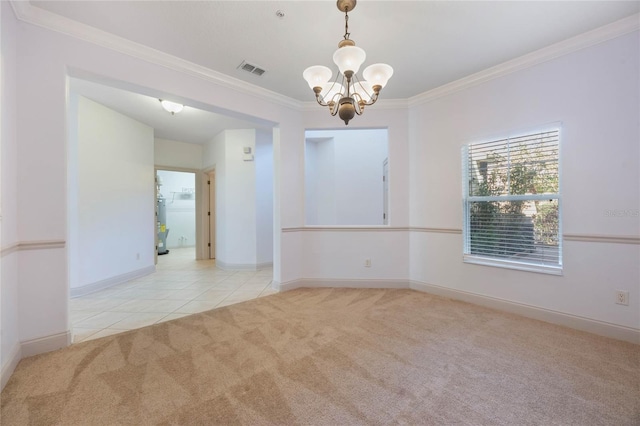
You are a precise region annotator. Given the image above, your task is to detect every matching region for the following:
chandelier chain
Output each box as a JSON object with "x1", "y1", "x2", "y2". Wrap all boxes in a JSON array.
[{"x1": 343, "y1": 8, "x2": 350, "y2": 40}]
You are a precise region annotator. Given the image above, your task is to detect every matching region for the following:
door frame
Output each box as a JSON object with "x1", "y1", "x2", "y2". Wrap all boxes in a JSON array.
[
  {"x1": 154, "y1": 166, "x2": 204, "y2": 260},
  {"x1": 202, "y1": 166, "x2": 216, "y2": 260}
]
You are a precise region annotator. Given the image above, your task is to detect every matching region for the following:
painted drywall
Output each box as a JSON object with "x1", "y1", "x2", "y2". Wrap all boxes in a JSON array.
[
  {"x1": 11, "y1": 13, "x2": 302, "y2": 350},
  {"x1": 71, "y1": 96, "x2": 155, "y2": 289},
  {"x1": 157, "y1": 170, "x2": 196, "y2": 249},
  {"x1": 1, "y1": 0, "x2": 21, "y2": 383},
  {"x1": 299, "y1": 107, "x2": 411, "y2": 282},
  {"x1": 409, "y1": 31, "x2": 640, "y2": 331},
  {"x1": 255, "y1": 129, "x2": 274, "y2": 265},
  {"x1": 305, "y1": 129, "x2": 388, "y2": 225},
  {"x1": 204, "y1": 129, "x2": 275, "y2": 268},
  {"x1": 154, "y1": 137, "x2": 203, "y2": 170},
  {"x1": 305, "y1": 137, "x2": 336, "y2": 225},
  {"x1": 222, "y1": 129, "x2": 257, "y2": 266}
]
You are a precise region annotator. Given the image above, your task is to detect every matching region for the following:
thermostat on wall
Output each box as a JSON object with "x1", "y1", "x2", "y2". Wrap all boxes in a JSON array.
[{"x1": 243, "y1": 146, "x2": 254, "y2": 161}]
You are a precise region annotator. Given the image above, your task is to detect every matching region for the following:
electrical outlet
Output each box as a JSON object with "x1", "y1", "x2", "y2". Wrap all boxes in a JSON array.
[
  {"x1": 615, "y1": 290, "x2": 629, "y2": 306},
  {"x1": 136, "y1": 253, "x2": 140, "y2": 260},
  {"x1": 364, "y1": 258, "x2": 371, "y2": 268}
]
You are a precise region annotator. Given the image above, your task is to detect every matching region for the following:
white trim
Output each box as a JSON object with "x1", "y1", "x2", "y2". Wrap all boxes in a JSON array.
[
  {"x1": 409, "y1": 227, "x2": 463, "y2": 235},
  {"x1": 467, "y1": 194, "x2": 559, "y2": 203},
  {"x1": 9, "y1": 1, "x2": 301, "y2": 110},
  {"x1": 215, "y1": 260, "x2": 273, "y2": 271},
  {"x1": 15, "y1": 240, "x2": 66, "y2": 251},
  {"x1": 70, "y1": 265, "x2": 156, "y2": 298},
  {"x1": 1, "y1": 343, "x2": 22, "y2": 391},
  {"x1": 0, "y1": 242, "x2": 19, "y2": 257},
  {"x1": 21, "y1": 331, "x2": 72, "y2": 358},
  {"x1": 283, "y1": 226, "x2": 411, "y2": 233},
  {"x1": 463, "y1": 255, "x2": 563, "y2": 276},
  {"x1": 409, "y1": 229, "x2": 639, "y2": 245},
  {"x1": 410, "y1": 281, "x2": 639, "y2": 345},
  {"x1": 276, "y1": 278, "x2": 410, "y2": 292},
  {"x1": 1, "y1": 240, "x2": 66, "y2": 257},
  {"x1": 564, "y1": 234, "x2": 640, "y2": 245},
  {"x1": 9, "y1": 3, "x2": 638, "y2": 111},
  {"x1": 408, "y1": 14, "x2": 640, "y2": 106}
]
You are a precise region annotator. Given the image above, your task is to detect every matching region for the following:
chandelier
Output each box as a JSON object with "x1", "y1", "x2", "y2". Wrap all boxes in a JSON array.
[{"x1": 303, "y1": 0, "x2": 393, "y2": 125}]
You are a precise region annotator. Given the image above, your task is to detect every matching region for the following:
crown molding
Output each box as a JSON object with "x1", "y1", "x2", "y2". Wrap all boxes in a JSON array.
[
  {"x1": 408, "y1": 13, "x2": 640, "y2": 107},
  {"x1": 9, "y1": 3, "x2": 638, "y2": 112},
  {"x1": 9, "y1": 1, "x2": 302, "y2": 110}
]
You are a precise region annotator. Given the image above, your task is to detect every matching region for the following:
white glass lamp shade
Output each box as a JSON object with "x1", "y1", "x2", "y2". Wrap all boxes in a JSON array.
[
  {"x1": 320, "y1": 82, "x2": 345, "y2": 103},
  {"x1": 351, "y1": 80, "x2": 375, "y2": 102},
  {"x1": 363, "y1": 63, "x2": 393, "y2": 88},
  {"x1": 332, "y1": 46, "x2": 366, "y2": 75},
  {"x1": 160, "y1": 100, "x2": 184, "y2": 114},
  {"x1": 303, "y1": 65, "x2": 332, "y2": 89}
]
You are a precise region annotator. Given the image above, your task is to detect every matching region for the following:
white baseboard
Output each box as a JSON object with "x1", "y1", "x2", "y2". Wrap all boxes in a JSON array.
[
  {"x1": 1, "y1": 343, "x2": 22, "y2": 391},
  {"x1": 21, "y1": 331, "x2": 72, "y2": 358},
  {"x1": 277, "y1": 278, "x2": 410, "y2": 292},
  {"x1": 70, "y1": 265, "x2": 156, "y2": 298},
  {"x1": 410, "y1": 281, "x2": 640, "y2": 345},
  {"x1": 216, "y1": 260, "x2": 273, "y2": 271}
]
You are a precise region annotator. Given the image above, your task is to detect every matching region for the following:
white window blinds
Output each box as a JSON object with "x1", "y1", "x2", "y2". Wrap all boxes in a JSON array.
[{"x1": 463, "y1": 129, "x2": 561, "y2": 272}]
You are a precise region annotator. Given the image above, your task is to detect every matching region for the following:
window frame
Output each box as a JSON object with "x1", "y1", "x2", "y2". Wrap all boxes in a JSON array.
[{"x1": 462, "y1": 126, "x2": 563, "y2": 275}]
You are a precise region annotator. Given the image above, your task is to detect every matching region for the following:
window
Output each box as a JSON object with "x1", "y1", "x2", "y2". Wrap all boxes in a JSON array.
[{"x1": 462, "y1": 128, "x2": 561, "y2": 274}]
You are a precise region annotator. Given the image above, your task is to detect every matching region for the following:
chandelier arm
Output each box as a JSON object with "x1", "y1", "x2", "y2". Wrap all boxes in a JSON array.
[
  {"x1": 362, "y1": 92, "x2": 379, "y2": 106},
  {"x1": 315, "y1": 96, "x2": 329, "y2": 108},
  {"x1": 313, "y1": 89, "x2": 329, "y2": 107}
]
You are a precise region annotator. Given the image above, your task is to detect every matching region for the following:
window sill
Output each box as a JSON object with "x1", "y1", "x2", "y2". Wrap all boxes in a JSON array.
[{"x1": 463, "y1": 255, "x2": 563, "y2": 276}]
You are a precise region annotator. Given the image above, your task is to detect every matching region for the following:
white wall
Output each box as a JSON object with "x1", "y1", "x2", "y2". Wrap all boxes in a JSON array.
[
  {"x1": 71, "y1": 96, "x2": 155, "y2": 290},
  {"x1": 1, "y1": 0, "x2": 21, "y2": 385},
  {"x1": 255, "y1": 129, "x2": 274, "y2": 265},
  {"x1": 157, "y1": 170, "x2": 196, "y2": 249},
  {"x1": 305, "y1": 137, "x2": 335, "y2": 224},
  {"x1": 8, "y1": 10, "x2": 301, "y2": 358},
  {"x1": 305, "y1": 129, "x2": 388, "y2": 225},
  {"x1": 298, "y1": 107, "x2": 411, "y2": 283},
  {"x1": 225, "y1": 130, "x2": 257, "y2": 266},
  {"x1": 154, "y1": 137, "x2": 203, "y2": 170},
  {"x1": 409, "y1": 31, "x2": 640, "y2": 332},
  {"x1": 204, "y1": 129, "x2": 274, "y2": 268}
]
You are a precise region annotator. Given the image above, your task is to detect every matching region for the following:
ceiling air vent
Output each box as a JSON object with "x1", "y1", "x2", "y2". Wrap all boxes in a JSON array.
[{"x1": 238, "y1": 61, "x2": 266, "y2": 76}]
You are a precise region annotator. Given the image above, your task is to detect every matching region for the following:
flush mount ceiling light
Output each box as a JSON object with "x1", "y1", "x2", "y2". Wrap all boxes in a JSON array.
[
  {"x1": 303, "y1": 0, "x2": 393, "y2": 125},
  {"x1": 159, "y1": 99, "x2": 184, "y2": 115}
]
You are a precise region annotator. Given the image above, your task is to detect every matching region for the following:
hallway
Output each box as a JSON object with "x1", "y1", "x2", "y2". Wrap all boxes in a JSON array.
[{"x1": 70, "y1": 248, "x2": 275, "y2": 343}]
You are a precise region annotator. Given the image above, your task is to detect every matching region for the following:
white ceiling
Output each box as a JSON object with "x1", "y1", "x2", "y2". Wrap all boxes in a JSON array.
[
  {"x1": 30, "y1": 1, "x2": 640, "y2": 143},
  {"x1": 70, "y1": 78, "x2": 273, "y2": 145}
]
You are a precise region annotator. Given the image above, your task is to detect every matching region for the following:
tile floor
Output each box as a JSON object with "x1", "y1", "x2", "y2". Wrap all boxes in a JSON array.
[{"x1": 70, "y1": 248, "x2": 276, "y2": 343}]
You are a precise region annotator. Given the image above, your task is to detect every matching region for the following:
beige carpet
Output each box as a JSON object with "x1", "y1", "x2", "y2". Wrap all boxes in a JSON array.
[{"x1": 1, "y1": 288, "x2": 639, "y2": 425}]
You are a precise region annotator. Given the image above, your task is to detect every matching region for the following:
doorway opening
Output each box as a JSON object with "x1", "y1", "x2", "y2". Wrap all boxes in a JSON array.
[
  {"x1": 156, "y1": 169, "x2": 197, "y2": 260},
  {"x1": 304, "y1": 128, "x2": 389, "y2": 225}
]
